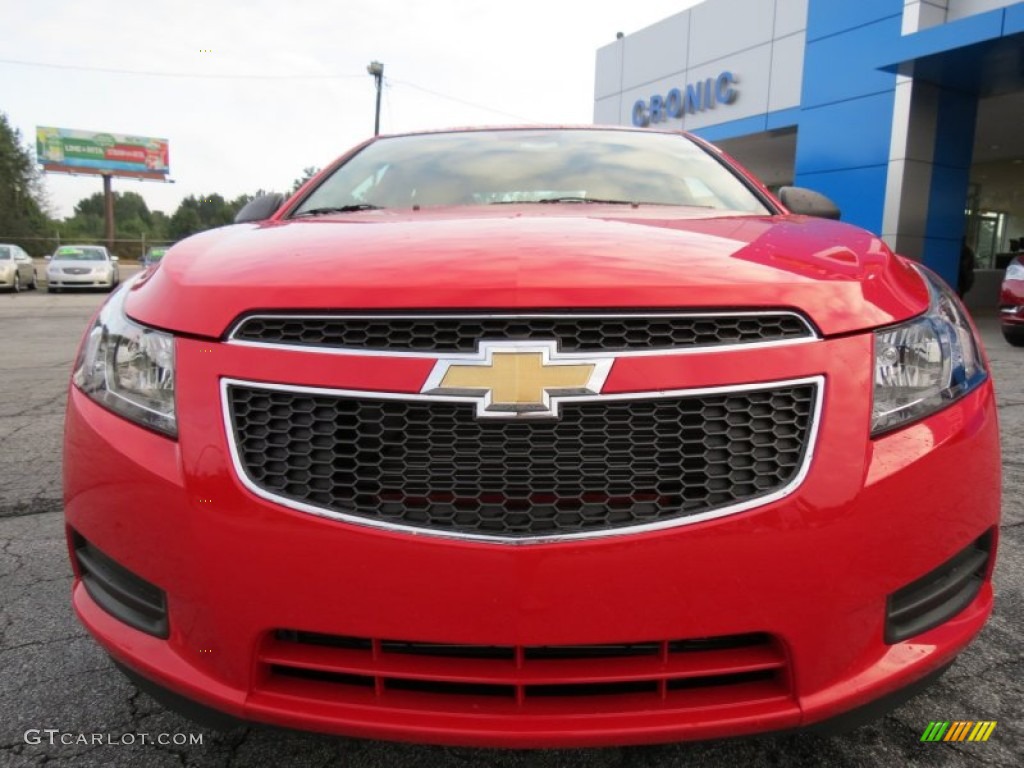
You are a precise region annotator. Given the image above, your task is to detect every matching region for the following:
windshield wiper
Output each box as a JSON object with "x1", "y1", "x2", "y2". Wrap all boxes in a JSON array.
[
  {"x1": 294, "y1": 204, "x2": 384, "y2": 217},
  {"x1": 535, "y1": 196, "x2": 636, "y2": 205}
]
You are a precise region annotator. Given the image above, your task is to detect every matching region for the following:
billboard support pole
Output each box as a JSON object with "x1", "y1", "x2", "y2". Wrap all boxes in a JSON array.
[{"x1": 103, "y1": 174, "x2": 115, "y2": 254}]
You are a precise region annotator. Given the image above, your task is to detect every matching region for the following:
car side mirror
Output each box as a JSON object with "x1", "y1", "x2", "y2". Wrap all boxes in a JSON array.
[
  {"x1": 235, "y1": 193, "x2": 285, "y2": 224},
  {"x1": 111, "y1": 256, "x2": 119, "y2": 262},
  {"x1": 778, "y1": 186, "x2": 841, "y2": 220},
  {"x1": 45, "y1": 254, "x2": 52, "y2": 260}
]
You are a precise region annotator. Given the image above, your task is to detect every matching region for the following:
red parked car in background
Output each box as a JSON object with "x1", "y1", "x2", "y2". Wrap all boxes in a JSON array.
[
  {"x1": 1000, "y1": 255, "x2": 1024, "y2": 346},
  {"x1": 63, "y1": 127, "x2": 999, "y2": 747}
]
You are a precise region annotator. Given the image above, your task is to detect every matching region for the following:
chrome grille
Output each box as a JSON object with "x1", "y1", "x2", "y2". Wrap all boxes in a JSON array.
[{"x1": 225, "y1": 380, "x2": 819, "y2": 540}]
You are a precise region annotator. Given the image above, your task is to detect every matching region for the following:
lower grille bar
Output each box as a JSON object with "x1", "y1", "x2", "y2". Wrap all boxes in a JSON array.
[
  {"x1": 258, "y1": 630, "x2": 791, "y2": 710},
  {"x1": 259, "y1": 637, "x2": 785, "y2": 687}
]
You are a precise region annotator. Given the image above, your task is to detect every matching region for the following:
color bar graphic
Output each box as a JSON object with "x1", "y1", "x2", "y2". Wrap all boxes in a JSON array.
[
  {"x1": 921, "y1": 721, "x2": 996, "y2": 742},
  {"x1": 921, "y1": 721, "x2": 950, "y2": 741}
]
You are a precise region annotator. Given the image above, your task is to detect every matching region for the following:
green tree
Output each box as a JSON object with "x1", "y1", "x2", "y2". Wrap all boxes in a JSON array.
[
  {"x1": 149, "y1": 210, "x2": 170, "y2": 242},
  {"x1": 168, "y1": 203, "x2": 203, "y2": 240},
  {"x1": 230, "y1": 192, "x2": 255, "y2": 210},
  {"x1": 292, "y1": 166, "x2": 320, "y2": 193},
  {"x1": 0, "y1": 112, "x2": 50, "y2": 250},
  {"x1": 63, "y1": 191, "x2": 154, "y2": 235},
  {"x1": 168, "y1": 193, "x2": 254, "y2": 239},
  {"x1": 55, "y1": 190, "x2": 169, "y2": 258}
]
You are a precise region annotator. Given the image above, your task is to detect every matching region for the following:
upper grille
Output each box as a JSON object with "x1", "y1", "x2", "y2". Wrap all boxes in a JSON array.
[
  {"x1": 226, "y1": 381, "x2": 818, "y2": 540},
  {"x1": 229, "y1": 312, "x2": 815, "y2": 353}
]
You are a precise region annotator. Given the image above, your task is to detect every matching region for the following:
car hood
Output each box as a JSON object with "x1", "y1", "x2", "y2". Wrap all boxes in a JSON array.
[{"x1": 125, "y1": 207, "x2": 928, "y2": 338}]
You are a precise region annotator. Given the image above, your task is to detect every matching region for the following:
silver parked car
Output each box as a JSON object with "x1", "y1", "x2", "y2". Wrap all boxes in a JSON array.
[
  {"x1": 46, "y1": 245, "x2": 120, "y2": 292},
  {"x1": 0, "y1": 244, "x2": 39, "y2": 292}
]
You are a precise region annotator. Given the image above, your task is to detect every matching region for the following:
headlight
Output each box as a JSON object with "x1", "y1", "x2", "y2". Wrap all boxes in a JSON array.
[
  {"x1": 872, "y1": 265, "x2": 987, "y2": 435},
  {"x1": 73, "y1": 280, "x2": 176, "y2": 436},
  {"x1": 1006, "y1": 260, "x2": 1024, "y2": 281}
]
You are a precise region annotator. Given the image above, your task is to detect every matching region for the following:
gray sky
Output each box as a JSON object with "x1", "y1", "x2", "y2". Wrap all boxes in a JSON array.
[{"x1": 3, "y1": 0, "x2": 700, "y2": 219}]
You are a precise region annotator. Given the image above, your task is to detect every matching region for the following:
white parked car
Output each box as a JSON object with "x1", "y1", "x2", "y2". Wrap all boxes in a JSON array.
[
  {"x1": 46, "y1": 245, "x2": 120, "y2": 292},
  {"x1": 0, "y1": 244, "x2": 39, "y2": 292}
]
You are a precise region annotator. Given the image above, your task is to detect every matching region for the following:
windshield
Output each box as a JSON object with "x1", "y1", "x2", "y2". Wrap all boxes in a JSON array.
[
  {"x1": 293, "y1": 129, "x2": 771, "y2": 215},
  {"x1": 53, "y1": 246, "x2": 108, "y2": 261},
  {"x1": 0, "y1": 247, "x2": 10, "y2": 260}
]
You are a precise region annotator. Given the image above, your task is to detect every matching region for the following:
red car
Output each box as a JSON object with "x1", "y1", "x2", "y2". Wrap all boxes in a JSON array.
[
  {"x1": 1000, "y1": 256, "x2": 1024, "y2": 346},
  {"x1": 64, "y1": 127, "x2": 999, "y2": 747}
]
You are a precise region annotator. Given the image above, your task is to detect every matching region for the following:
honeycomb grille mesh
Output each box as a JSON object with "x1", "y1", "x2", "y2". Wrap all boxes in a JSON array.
[
  {"x1": 231, "y1": 313, "x2": 813, "y2": 353},
  {"x1": 227, "y1": 382, "x2": 817, "y2": 538}
]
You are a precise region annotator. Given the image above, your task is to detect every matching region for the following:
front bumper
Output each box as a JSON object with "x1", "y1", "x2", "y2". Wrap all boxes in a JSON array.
[
  {"x1": 48, "y1": 272, "x2": 114, "y2": 288},
  {"x1": 63, "y1": 332, "x2": 1001, "y2": 747}
]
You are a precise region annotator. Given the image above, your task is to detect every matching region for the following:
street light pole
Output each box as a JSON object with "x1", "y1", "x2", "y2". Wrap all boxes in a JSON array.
[{"x1": 367, "y1": 61, "x2": 384, "y2": 136}]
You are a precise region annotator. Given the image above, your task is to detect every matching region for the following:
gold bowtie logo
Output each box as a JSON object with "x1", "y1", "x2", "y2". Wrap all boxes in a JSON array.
[{"x1": 422, "y1": 342, "x2": 612, "y2": 418}]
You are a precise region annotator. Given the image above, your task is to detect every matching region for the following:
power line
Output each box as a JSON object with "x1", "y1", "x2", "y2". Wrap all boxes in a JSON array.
[
  {"x1": 1, "y1": 56, "x2": 538, "y2": 123},
  {"x1": 387, "y1": 78, "x2": 537, "y2": 123},
  {"x1": 0, "y1": 57, "x2": 365, "y2": 80}
]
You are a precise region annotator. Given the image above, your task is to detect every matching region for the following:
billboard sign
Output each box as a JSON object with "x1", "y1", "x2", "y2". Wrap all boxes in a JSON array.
[{"x1": 36, "y1": 127, "x2": 170, "y2": 179}]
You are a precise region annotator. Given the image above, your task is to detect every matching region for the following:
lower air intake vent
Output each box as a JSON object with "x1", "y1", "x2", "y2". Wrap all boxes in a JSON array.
[
  {"x1": 257, "y1": 630, "x2": 791, "y2": 714},
  {"x1": 72, "y1": 532, "x2": 168, "y2": 638},
  {"x1": 885, "y1": 530, "x2": 993, "y2": 644}
]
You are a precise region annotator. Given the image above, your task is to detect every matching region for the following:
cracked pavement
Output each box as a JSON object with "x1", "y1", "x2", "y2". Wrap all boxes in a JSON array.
[{"x1": 0, "y1": 288, "x2": 1020, "y2": 767}]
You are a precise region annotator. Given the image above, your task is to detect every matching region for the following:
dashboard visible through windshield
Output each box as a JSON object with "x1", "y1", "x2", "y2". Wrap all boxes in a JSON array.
[{"x1": 293, "y1": 129, "x2": 772, "y2": 216}]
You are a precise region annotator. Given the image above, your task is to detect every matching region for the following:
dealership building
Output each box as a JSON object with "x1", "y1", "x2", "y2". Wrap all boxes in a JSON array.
[{"x1": 594, "y1": 0, "x2": 1024, "y2": 308}]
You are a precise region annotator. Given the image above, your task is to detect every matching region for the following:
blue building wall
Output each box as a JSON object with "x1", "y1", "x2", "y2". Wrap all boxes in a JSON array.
[
  {"x1": 792, "y1": 0, "x2": 904, "y2": 236},
  {"x1": 923, "y1": 89, "x2": 978, "y2": 286},
  {"x1": 792, "y1": 1, "x2": 1024, "y2": 288},
  {"x1": 687, "y1": 0, "x2": 1024, "y2": 289}
]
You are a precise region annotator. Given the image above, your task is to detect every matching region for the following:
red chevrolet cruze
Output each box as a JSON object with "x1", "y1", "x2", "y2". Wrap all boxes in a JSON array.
[{"x1": 64, "y1": 127, "x2": 999, "y2": 747}]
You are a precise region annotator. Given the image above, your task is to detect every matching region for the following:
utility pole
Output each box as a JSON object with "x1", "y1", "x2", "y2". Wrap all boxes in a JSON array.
[{"x1": 367, "y1": 61, "x2": 384, "y2": 136}]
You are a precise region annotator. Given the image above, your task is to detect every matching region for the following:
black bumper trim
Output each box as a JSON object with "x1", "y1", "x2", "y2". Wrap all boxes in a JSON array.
[
  {"x1": 73, "y1": 533, "x2": 169, "y2": 639},
  {"x1": 885, "y1": 531, "x2": 993, "y2": 644}
]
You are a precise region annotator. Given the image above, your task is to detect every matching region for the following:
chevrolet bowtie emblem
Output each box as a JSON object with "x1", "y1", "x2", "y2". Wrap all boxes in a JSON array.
[{"x1": 422, "y1": 341, "x2": 613, "y2": 419}]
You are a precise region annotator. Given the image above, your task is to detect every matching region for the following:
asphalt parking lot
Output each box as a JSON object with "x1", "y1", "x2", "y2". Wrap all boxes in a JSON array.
[{"x1": 0, "y1": 286, "x2": 1020, "y2": 768}]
